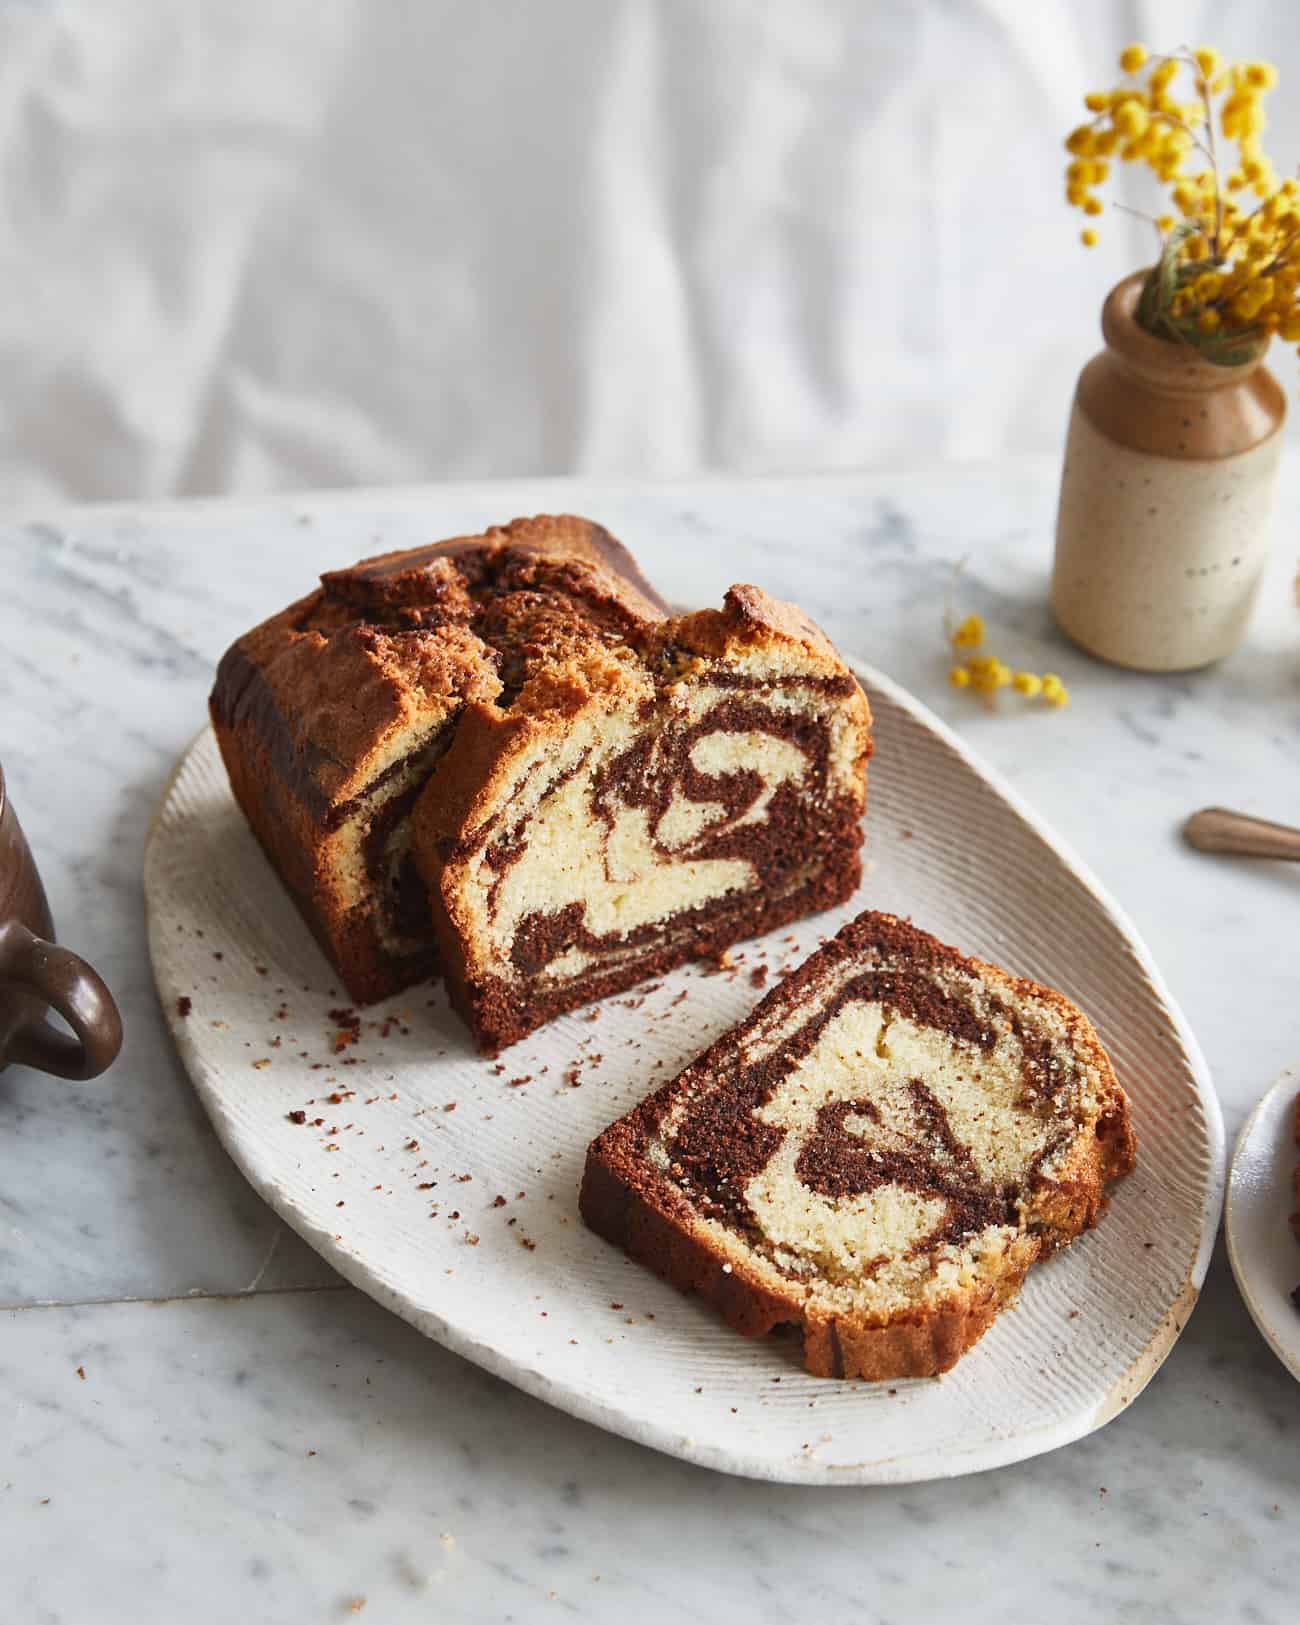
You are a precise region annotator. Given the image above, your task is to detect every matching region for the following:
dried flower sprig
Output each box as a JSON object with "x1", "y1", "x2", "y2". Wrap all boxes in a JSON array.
[
  {"x1": 1066, "y1": 44, "x2": 1300, "y2": 363},
  {"x1": 943, "y1": 615, "x2": 1068, "y2": 709}
]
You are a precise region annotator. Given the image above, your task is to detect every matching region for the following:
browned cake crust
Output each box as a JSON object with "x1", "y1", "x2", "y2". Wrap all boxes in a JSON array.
[
  {"x1": 580, "y1": 912, "x2": 1136, "y2": 1381},
  {"x1": 210, "y1": 516, "x2": 670, "y2": 1003}
]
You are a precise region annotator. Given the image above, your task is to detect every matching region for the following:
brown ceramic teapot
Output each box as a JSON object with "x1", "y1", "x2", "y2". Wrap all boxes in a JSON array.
[{"x1": 0, "y1": 763, "x2": 122, "y2": 1079}]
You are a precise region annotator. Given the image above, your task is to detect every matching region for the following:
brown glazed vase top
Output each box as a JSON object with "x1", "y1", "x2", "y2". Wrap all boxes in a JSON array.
[
  {"x1": 1076, "y1": 270, "x2": 1285, "y2": 459},
  {"x1": 1052, "y1": 269, "x2": 1286, "y2": 673},
  {"x1": 0, "y1": 762, "x2": 123, "y2": 1079}
]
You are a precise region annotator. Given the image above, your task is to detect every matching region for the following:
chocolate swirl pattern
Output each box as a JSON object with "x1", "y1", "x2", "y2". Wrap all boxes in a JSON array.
[
  {"x1": 582, "y1": 911, "x2": 1135, "y2": 1381},
  {"x1": 419, "y1": 665, "x2": 869, "y2": 1051}
]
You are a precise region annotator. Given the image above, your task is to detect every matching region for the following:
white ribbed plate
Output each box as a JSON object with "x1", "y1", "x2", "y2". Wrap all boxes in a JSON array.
[
  {"x1": 145, "y1": 663, "x2": 1223, "y2": 1485},
  {"x1": 1226, "y1": 1065, "x2": 1300, "y2": 1384}
]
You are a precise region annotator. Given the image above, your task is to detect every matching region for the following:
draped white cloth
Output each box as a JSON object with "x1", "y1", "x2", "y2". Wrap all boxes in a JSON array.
[{"x1": 1, "y1": 0, "x2": 1296, "y2": 505}]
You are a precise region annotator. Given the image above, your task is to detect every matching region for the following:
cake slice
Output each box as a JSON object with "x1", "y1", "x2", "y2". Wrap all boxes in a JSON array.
[
  {"x1": 411, "y1": 585, "x2": 871, "y2": 1052},
  {"x1": 580, "y1": 911, "x2": 1135, "y2": 1380}
]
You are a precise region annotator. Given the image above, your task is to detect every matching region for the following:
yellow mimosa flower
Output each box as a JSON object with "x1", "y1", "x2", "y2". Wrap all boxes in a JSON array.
[{"x1": 950, "y1": 614, "x2": 984, "y2": 649}]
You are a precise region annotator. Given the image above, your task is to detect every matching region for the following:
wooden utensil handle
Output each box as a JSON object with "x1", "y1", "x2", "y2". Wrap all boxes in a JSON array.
[{"x1": 1183, "y1": 806, "x2": 1300, "y2": 861}]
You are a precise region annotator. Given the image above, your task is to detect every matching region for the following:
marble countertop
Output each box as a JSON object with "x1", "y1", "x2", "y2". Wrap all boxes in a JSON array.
[{"x1": 3, "y1": 461, "x2": 1298, "y2": 1622}]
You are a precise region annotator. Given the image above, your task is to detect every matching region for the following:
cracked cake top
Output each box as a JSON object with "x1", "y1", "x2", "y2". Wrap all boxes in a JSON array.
[{"x1": 210, "y1": 514, "x2": 858, "y2": 817}]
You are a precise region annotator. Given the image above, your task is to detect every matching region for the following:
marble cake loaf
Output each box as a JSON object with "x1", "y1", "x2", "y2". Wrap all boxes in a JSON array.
[
  {"x1": 581, "y1": 911, "x2": 1135, "y2": 1380},
  {"x1": 210, "y1": 517, "x2": 872, "y2": 1040}
]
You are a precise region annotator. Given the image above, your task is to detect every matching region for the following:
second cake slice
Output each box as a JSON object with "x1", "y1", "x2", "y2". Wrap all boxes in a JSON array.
[
  {"x1": 413, "y1": 585, "x2": 872, "y2": 1052},
  {"x1": 581, "y1": 911, "x2": 1135, "y2": 1380}
]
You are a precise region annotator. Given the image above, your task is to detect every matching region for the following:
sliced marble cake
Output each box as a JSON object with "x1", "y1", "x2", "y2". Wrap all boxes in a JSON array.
[
  {"x1": 210, "y1": 516, "x2": 871, "y2": 1038},
  {"x1": 412, "y1": 577, "x2": 872, "y2": 1051},
  {"x1": 580, "y1": 911, "x2": 1135, "y2": 1380}
]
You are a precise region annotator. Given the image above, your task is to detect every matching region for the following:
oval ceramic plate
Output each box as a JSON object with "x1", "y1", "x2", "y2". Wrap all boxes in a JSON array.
[
  {"x1": 145, "y1": 663, "x2": 1223, "y2": 1485},
  {"x1": 1226, "y1": 1065, "x2": 1300, "y2": 1383}
]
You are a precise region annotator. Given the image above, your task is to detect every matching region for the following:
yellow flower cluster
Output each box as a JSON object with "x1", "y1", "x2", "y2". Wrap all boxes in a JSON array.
[
  {"x1": 945, "y1": 616, "x2": 1068, "y2": 708},
  {"x1": 1065, "y1": 46, "x2": 1300, "y2": 359}
]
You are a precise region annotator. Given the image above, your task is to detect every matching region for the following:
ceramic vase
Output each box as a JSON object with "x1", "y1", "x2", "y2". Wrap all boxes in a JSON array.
[{"x1": 1052, "y1": 269, "x2": 1285, "y2": 672}]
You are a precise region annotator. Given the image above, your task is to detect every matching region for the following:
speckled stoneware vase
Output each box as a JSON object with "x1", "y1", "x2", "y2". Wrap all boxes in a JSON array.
[{"x1": 1052, "y1": 269, "x2": 1285, "y2": 672}]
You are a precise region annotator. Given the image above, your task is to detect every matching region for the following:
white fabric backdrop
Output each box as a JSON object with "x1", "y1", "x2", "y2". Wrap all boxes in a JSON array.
[{"x1": 2, "y1": 0, "x2": 1298, "y2": 505}]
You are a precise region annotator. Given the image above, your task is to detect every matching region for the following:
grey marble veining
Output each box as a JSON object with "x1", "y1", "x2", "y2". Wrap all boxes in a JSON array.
[
  {"x1": 2, "y1": 462, "x2": 1299, "y2": 1619},
  {"x1": 4, "y1": 1247, "x2": 1296, "y2": 1625}
]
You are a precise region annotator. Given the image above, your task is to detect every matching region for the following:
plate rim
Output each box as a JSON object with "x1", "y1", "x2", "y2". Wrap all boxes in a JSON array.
[
  {"x1": 1225, "y1": 1062, "x2": 1300, "y2": 1385},
  {"x1": 145, "y1": 656, "x2": 1226, "y2": 1484}
]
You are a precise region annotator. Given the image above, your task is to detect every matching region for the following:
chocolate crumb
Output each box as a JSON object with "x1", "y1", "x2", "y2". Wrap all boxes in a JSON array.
[
  {"x1": 492, "y1": 1195, "x2": 507, "y2": 1208},
  {"x1": 176, "y1": 996, "x2": 192, "y2": 1019},
  {"x1": 287, "y1": 1110, "x2": 307, "y2": 1125},
  {"x1": 749, "y1": 966, "x2": 769, "y2": 989},
  {"x1": 443, "y1": 1102, "x2": 457, "y2": 1113},
  {"x1": 75, "y1": 1365, "x2": 86, "y2": 1380}
]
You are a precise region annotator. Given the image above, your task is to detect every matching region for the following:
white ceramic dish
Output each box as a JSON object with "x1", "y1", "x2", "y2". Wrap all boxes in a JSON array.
[
  {"x1": 1226, "y1": 1065, "x2": 1300, "y2": 1384},
  {"x1": 145, "y1": 662, "x2": 1223, "y2": 1485}
]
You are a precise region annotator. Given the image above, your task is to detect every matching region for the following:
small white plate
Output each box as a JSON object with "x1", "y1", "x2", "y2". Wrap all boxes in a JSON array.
[
  {"x1": 145, "y1": 662, "x2": 1224, "y2": 1484},
  {"x1": 1226, "y1": 1066, "x2": 1300, "y2": 1383}
]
